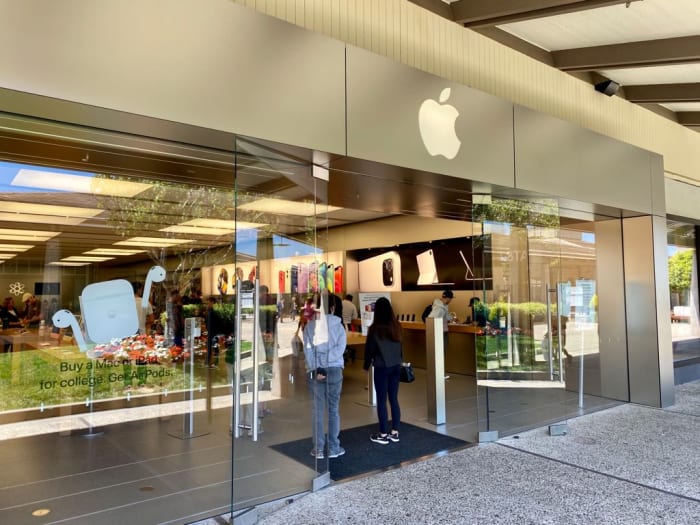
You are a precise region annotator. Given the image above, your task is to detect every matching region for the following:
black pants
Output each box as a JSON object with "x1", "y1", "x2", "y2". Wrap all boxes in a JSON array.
[{"x1": 373, "y1": 364, "x2": 401, "y2": 434}]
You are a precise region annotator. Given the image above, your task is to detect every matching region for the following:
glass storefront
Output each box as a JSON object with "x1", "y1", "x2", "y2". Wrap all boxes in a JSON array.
[
  {"x1": 666, "y1": 220, "x2": 700, "y2": 372},
  {"x1": 0, "y1": 119, "x2": 641, "y2": 523},
  {"x1": 471, "y1": 200, "x2": 618, "y2": 437}
]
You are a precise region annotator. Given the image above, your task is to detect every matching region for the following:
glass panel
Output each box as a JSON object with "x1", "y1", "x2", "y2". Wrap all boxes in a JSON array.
[
  {"x1": 0, "y1": 131, "x2": 329, "y2": 521},
  {"x1": 667, "y1": 220, "x2": 700, "y2": 366},
  {"x1": 0, "y1": 150, "x2": 241, "y2": 522},
  {"x1": 230, "y1": 136, "x2": 326, "y2": 511},
  {"x1": 473, "y1": 198, "x2": 618, "y2": 437}
]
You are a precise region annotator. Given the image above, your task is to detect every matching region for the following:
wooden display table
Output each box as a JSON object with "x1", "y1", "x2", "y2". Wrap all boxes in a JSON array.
[{"x1": 399, "y1": 321, "x2": 478, "y2": 376}]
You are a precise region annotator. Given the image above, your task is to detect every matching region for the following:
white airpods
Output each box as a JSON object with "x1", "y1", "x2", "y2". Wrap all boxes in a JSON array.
[
  {"x1": 52, "y1": 309, "x2": 88, "y2": 352},
  {"x1": 142, "y1": 265, "x2": 166, "y2": 309}
]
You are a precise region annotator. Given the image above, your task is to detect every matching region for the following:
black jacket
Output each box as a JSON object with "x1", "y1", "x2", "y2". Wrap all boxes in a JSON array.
[{"x1": 363, "y1": 335, "x2": 403, "y2": 370}]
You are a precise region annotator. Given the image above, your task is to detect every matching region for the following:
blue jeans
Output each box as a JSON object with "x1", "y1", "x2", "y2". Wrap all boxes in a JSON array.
[
  {"x1": 373, "y1": 364, "x2": 401, "y2": 434},
  {"x1": 308, "y1": 366, "x2": 343, "y2": 454}
]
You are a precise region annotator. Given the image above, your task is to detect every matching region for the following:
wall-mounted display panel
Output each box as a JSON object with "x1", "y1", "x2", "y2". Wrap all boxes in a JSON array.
[{"x1": 350, "y1": 237, "x2": 492, "y2": 293}]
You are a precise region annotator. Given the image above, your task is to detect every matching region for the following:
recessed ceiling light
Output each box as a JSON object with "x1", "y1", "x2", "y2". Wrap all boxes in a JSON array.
[
  {"x1": 0, "y1": 243, "x2": 34, "y2": 252},
  {"x1": 0, "y1": 228, "x2": 59, "y2": 242},
  {"x1": 62, "y1": 256, "x2": 115, "y2": 262},
  {"x1": 48, "y1": 261, "x2": 90, "y2": 267},
  {"x1": 160, "y1": 225, "x2": 235, "y2": 236},
  {"x1": 182, "y1": 218, "x2": 236, "y2": 228},
  {"x1": 0, "y1": 254, "x2": 16, "y2": 259},
  {"x1": 181, "y1": 218, "x2": 266, "y2": 230},
  {"x1": 114, "y1": 237, "x2": 193, "y2": 248},
  {"x1": 2, "y1": 202, "x2": 102, "y2": 218},
  {"x1": 238, "y1": 198, "x2": 341, "y2": 216},
  {"x1": 0, "y1": 202, "x2": 102, "y2": 226},
  {"x1": 0, "y1": 212, "x2": 92, "y2": 226},
  {"x1": 84, "y1": 248, "x2": 145, "y2": 256},
  {"x1": 11, "y1": 169, "x2": 151, "y2": 197}
]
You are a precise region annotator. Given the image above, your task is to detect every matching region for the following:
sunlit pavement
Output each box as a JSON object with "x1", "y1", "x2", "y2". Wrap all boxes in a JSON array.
[{"x1": 253, "y1": 379, "x2": 700, "y2": 525}]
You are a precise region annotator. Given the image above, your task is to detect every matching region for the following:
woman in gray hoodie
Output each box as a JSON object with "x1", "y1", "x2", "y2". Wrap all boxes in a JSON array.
[{"x1": 303, "y1": 293, "x2": 347, "y2": 460}]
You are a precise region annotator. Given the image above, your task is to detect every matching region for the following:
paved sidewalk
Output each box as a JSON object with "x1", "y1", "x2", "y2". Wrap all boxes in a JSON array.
[{"x1": 257, "y1": 380, "x2": 700, "y2": 524}]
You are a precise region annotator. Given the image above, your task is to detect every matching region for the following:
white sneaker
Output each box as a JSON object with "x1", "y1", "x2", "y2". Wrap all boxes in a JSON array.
[{"x1": 328, "y1": 447, "x2": 346, "y2": 458}]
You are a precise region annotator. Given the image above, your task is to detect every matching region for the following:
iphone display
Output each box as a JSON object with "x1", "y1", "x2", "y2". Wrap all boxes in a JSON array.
[
  {"x1": 334, "y1": 266, "x2": 343, "y2": 293},
  {"x1": 290, "y1": 265, "x2": 298, "y2": 293},
  {"x1": 298, "y1": 263, "x2": 309, "y2": 294}
]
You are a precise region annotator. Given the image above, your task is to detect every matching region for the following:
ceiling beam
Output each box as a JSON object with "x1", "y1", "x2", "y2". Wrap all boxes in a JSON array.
[
  {"x1": 406, "y1": 0, "x2": 454, "y2": 20},
  {"x1": 624, "y1": 83, "x2": 700, "y2": 103},
  {"x1": 451, "y1": 0, "x2": 638, "y2": 28},
  {"x1": 553, "y1": 35, "x2": 700, "y2": 71},
  {"x1": 677, "y1": 112, "x2": 700, "y2": 126}
]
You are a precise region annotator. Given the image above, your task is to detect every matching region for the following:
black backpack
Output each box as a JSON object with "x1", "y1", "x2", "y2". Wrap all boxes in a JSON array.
[{"x1": 421, "y1": 304, "x2": 433, "y2": 323}]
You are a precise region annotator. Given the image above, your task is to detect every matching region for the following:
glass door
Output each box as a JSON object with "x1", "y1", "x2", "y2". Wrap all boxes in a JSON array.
[
  {"x1": 229, "y1": 137, "x2": 330, "y2": 512},
  {"x1": 473, "y1": 198, "x2": 570, "y2": 437},
  {"x1": 473, "y1": 198, "x2": 617, "y2": 438}
]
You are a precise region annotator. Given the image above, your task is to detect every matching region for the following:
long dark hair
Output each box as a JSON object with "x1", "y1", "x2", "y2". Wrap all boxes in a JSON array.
[
  {"x1": 367, "y1": 297, "x2": 400, "y2": 342},
  {"x1": 329, "y1": 293, "x2": 343, "y2": 320}
]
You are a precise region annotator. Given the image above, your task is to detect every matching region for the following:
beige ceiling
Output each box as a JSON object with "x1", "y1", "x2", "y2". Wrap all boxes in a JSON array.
[{"x1": 412, "y1": 0, "x2": 700, "y2": 132}]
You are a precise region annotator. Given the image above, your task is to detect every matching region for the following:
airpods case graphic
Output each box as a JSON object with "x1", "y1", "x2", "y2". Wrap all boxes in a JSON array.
[
  {"x1": 81, "y1": 279, "x2": 138, "y2": 344},
  {"x1": 52, "y1": 265, "x2": 166, "y2": 352}
]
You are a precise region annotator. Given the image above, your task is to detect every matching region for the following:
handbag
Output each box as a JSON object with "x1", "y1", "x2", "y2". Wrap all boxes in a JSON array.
[
  {"x1": 291, "y1": 332, "x2": 303, "y2": 356},
  {"x1": 399, "y1": 362, "x2": 415, "y2": 383}
]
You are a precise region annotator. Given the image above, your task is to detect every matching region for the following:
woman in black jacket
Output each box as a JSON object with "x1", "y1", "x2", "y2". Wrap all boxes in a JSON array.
[{"x1": 363, "y1": 297, "x2": 402, "y2": 445}]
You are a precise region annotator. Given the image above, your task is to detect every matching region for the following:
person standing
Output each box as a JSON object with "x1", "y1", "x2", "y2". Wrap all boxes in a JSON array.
[
  {"x1": 1, "y1": 297, "x2": 23, "y2": 329},
  {"x1": 169, "y1": 289, "x2": 185, "y2": 348},
  {"x1": 258, "y1": 285, "x2": 278, "y2": 363},
  {"x1": 303, "y1": 294, "x2": 346, "y2": 459},
  {"x1": 341, "y1": 294, "x2": 358, "y2": 331},
  {"x1": 1, "y1": 297, "x2": 23, "y2": 352},
  {"x1": 341, "y1": 294, "x2": 359, "y2": 362},
  {"x1": 469, "y1": 296, "x2": 488, "y2": 327},
  {"x1": 429, "y1": 289, "x2": 453, "y2": 379},
  {"x1": 21, "y1": 293, "x2": 42, "y2": 327},
  {"x1": 363, "y1": 297, "x2": 403, "y2": 445}
]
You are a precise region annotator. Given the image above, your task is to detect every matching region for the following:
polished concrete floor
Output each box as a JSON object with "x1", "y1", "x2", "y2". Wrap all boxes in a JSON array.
[
  {"x1": 0, "y1": 352, "x2": 617, "y2": 525},
  {"x1": 0, "y1": 315, "x2": 631, "y2": 525}
]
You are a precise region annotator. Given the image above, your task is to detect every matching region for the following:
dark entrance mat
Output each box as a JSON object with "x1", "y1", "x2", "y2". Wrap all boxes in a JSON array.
[{"x1": 270, "y1": 422, "x2": 468, "y2": 481}]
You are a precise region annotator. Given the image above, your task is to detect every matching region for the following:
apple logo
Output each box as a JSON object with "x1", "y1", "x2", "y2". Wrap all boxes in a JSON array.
[{"x1": 418, "y1": 87, "x2": 461, "y2": 160}]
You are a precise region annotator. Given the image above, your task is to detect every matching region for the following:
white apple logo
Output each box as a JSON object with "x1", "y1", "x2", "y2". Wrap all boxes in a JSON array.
[{"x1": 418, "y1": 87, "x2": 461, "y2": 160}]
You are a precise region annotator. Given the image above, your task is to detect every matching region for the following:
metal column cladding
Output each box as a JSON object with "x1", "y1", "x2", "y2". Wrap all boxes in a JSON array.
[
  {"x1": 623, "y1": 216, "x2": 675, "y2": 408},
  {"x1": 0, "y1": 0, "x2": 346, "y2": 155}
]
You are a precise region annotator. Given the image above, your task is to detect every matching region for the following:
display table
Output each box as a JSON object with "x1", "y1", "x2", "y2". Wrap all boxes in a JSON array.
[
  {"x1": 399, "y1": 321, "x2": 479, "y2": 376},
  {"x1": 346, "y1": 331, "x2": 366, "y2": 347},
  {"x1": 0, "y1": 329, "x2": 72, "y2": 352},
  {"x1": 343, "y1": 322, "x2": 478, "y2": 376}
]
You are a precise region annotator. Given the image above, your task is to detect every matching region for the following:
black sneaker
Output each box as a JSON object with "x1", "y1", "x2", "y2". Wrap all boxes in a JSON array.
[
  {"x1": 370, "y1": 433, "x2": 389, "y2": 445},
  {"x1": 388, "y1": 431, "x2": 400, "y2": 443}
]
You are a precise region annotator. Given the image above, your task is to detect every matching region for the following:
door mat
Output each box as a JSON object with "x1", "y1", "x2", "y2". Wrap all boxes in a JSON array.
[{"x1": 270, "y1": 422, "x2": 468, "y2": 481}]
